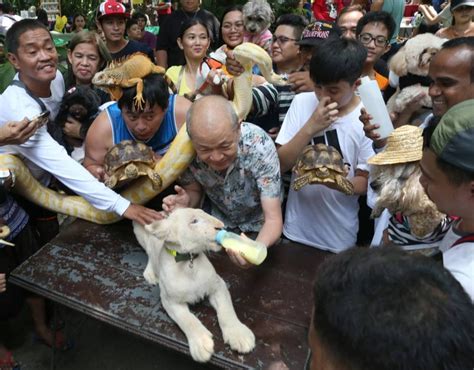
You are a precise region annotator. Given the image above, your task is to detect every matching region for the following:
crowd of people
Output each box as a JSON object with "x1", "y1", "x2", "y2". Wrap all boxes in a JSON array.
[{"x1": 0, "y1": 0, "x2": 473, "y2": 368}]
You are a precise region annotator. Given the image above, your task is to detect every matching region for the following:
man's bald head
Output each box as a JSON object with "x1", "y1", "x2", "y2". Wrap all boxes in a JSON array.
[
  {"x1": 186, "y1": 96, "x2": 241, "y2": 172},
  {"x1": 186, "y1": 95, "x2": 239, "y2": 139}
]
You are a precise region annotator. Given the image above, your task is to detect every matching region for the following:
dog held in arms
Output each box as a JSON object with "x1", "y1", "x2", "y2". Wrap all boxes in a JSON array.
[
  {"x1": 242, "y1": 0, "x2": 274, "y2": 54},
  {"x1": 133, "y1": 208, "x2": 255, "y2": 363}
]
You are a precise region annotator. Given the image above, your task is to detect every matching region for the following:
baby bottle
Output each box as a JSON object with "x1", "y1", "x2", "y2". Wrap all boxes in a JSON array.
[
  {"x1": 357, "y1": 76, "x2": 394, "y2": 139},
  {"x1": 215, "y1": 230, "x2": 267, "y2": 265}
]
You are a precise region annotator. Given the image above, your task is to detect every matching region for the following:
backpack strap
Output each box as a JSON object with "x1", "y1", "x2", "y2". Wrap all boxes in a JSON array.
[{"x1": 10, "y1": 79, "x2": 48, "y2": 113}]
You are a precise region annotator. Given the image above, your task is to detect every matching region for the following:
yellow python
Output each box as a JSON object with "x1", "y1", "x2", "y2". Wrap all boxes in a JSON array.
[{"x1": 0, "y1": 43, "x2": 286, "y2": 224}]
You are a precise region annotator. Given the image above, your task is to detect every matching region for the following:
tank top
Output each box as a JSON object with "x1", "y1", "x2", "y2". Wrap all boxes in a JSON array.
[{"x1": 107, "y1": 95, "x2": 178, "y2": 156}]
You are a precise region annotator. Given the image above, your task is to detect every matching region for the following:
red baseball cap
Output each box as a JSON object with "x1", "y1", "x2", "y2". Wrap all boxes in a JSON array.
[{"x1": 96, "y1": 0, "x2": 129, "y2": 20}]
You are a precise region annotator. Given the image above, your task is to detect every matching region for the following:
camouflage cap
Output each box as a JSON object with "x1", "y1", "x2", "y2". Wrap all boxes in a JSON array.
[{"x1": 430, "y1": 99, "x2": 474, "y2": 172}]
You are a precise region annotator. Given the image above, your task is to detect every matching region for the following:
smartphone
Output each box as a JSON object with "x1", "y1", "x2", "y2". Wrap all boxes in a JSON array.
[{"x1": 29, "y1": 111, "x2": 50, "y2": 128}]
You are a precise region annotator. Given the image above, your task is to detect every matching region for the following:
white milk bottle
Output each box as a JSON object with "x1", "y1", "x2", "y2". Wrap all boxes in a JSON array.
[
  {"x1": 215, "y1": 230, "x2": 267, "y2": 265},
  {"x1": 357, "y1": 76, "x2": 394, "y2": 139}
]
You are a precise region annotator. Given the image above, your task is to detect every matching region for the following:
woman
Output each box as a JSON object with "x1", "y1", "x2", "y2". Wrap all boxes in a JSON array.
[
  {"x1": 165, "y1": 18, "x2": 218, "y2": 96},
  {"x1": 65, "y1": 30, "x2": 111, "y2": 101},
  {"x1": 219, "y1": 5, "x2": 245, "y2": 50},
  {"x1": 52, "y1": 31, "x2": 111, "y2": 160},
  {"x1": 71, "y1": 14, "x2": 86, "y2": 33},
  {"x1": 435, "y1": 0, "x2": 474, "y2": 38},
  {"x1": 206, "y1": 6, "x2": 245, "y2": 67}
]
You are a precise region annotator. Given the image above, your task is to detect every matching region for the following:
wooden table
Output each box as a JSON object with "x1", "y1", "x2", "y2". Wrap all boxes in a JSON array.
[{"x1": 10, "y1": 219, "x2": 331, "y2": 369}]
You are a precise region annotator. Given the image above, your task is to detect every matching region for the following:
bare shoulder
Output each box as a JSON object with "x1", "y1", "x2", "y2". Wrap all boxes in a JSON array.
[
  {"x1": 87, "y1": 110, "x2": 113, "y2": 140},
  {"x1": 84, "y1": 109, "x2": 113, "y2": 166}
]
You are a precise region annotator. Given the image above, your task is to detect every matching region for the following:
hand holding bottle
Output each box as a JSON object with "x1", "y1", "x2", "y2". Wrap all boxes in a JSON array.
[{"x1": 216, "y1": 230, "x2": 267, "y2": 268}]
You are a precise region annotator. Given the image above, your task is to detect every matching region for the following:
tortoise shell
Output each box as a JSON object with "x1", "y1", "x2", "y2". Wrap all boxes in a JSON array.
[
  {"x1": 294, "y1": 144, "x2": 347, "y2": 174},
  {"x1": 104, "y1": 140, "x2": 155, "y2": 174},
  {"x1": 292, "y1": 144, "x2": 354, "y2": 195}
]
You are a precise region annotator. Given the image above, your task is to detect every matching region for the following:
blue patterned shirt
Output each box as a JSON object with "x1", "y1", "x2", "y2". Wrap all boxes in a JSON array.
[{"x1": 181, "y1": 122, "x2": 282, "y2": 232}]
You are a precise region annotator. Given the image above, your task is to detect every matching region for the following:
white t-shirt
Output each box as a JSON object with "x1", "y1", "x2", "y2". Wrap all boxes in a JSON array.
[
  {"x1": 0, "y1": 72, "x2": 130, "y2": 215},
  {"x1": 439, "y1": 221, "x2": 474, "y2": 301},
  {"x1": 276, "y1": 92, "x2": 374, "y2": 252}
]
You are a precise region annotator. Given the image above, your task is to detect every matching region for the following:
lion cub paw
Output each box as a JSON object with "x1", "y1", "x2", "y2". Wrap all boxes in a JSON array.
[
  {"x1": 224, "y1": 323, "x2": 255, "y2": 353},
  {"x1": 189, "y1": 330, "x2": 214, "y2": 362}
]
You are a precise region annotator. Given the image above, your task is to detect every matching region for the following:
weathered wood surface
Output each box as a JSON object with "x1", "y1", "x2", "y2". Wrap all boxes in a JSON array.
[{"x1": 10, "y1": 219, "x2": 331, "y2": 369}]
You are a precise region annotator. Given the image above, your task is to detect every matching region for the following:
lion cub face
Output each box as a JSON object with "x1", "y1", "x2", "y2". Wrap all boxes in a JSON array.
[{"x1": 145, "y1": 208, "x2": 224, "y2": 254}]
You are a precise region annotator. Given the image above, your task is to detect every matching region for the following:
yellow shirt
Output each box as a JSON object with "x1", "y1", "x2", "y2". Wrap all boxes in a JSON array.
[{"x1": 165, "y1": 66, "x2": 192, "y2": 96}]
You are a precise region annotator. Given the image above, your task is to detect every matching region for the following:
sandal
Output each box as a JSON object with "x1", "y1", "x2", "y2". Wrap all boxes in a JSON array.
[
  {"x1": 33, "y1": 330, "x2": 74, "y2": 352},
  {"x1": 0, "y1": 350, "x2": 20, "y2": 370}
]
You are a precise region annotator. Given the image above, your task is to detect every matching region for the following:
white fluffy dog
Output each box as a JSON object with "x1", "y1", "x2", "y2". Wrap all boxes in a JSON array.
[
  {"x1": 242, "y1": 0, "x2": 274, "y2": 54},
  {"x1": 133, "y1": 208, "x2": 255, "y2": 363},
  {"x1": 387, "y1": 33, "x2": 445, "y2": 114}
]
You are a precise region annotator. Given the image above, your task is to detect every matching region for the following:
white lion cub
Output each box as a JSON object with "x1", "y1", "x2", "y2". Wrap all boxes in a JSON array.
[{"x1": 133, "y1": 208, "x2": 255, "y2": 363}]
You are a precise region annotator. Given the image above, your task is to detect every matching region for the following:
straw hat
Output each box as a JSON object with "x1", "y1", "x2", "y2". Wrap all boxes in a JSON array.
[{"x1": 368, "y1": 125, "x2": 423, "y2": 165}]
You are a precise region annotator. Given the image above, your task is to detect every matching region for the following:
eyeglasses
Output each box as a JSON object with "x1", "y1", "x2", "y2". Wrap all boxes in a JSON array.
[
  {"x1": 272, "y1": 35, "x2": 297, "y2": 45},
  {"x1": 222, "y1": 22, "x2": 244, "y2": 31},
  {"x1": 359, "y1": 33, "x2": 388, "y2": 47}
]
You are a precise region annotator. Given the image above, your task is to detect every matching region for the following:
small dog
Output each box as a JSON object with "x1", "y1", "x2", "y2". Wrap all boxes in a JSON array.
[
  {"x1": 242, "y1": 0, "x2": 274, "y2": 54},
  {"x1": 387, "y1": 33, "x2": 445, "y2": 114},
  {"x1": 133, "y1": 208, "x2": 255, "y2": 363},
  {"x1": 49, "y1": 86, "x2": 101, "y2": 158}
]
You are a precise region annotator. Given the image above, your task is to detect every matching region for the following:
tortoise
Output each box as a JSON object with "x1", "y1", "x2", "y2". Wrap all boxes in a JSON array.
[
  {"x1": 104, "y1": 140, "x2": 162, "y2": 190},
  {"x1": 292, "y1": 143, "x2": 354, "y2": 195}
]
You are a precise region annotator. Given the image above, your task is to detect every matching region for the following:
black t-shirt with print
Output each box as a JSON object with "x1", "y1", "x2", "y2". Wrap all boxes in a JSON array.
[{"x1": 111, "y1": 40, "x2": 155, "y2": 63}]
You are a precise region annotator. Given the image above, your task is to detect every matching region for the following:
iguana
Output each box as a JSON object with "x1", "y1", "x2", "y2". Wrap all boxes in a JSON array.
[{"x1": 92, "y1": 52, "x2": 166, "y2": 110}]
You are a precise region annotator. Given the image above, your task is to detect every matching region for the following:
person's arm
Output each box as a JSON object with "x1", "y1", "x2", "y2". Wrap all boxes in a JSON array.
[
  {"x1": 256, "y1": 197, "x2": 282, "y2": 247},
  {"x1": 0, "y1": 118, "x2": 39, "y2": 145},
  {"x1": 350, "y1": 134, "x2": 374, "y2": 196},
  {"x1": 156, "y1": 50, "x2": 168, "y2": 69},
  {"x1": 277, "y1": 96, "x2": 339, "y2": 172},
  {"x1": 162, "y1": 182, "x2": 203, "y2": 213},
  {"x1": 287, "y1": 71, "x2": 313, "y2": 93},
  {"x1": 173, "y1": 96, "x2": 192, "y2": 129},
  {"x1": 83, "y1": 110, "x2": 113, "y2": 182},
  {"x1": 370, "y1": 0, "x2": 384, "y2": 11},
  {"x1": 350, "y1": 170, "x2": 369, "y2": 195},
  {"x1": 419, "y1": 4, "x2": 442, "y2": 25}
]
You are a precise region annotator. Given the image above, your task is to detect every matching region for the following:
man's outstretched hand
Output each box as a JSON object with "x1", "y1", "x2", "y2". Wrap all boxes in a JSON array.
[{"x1": 123, "y1": 204, "x2": 166, "y2": 225}]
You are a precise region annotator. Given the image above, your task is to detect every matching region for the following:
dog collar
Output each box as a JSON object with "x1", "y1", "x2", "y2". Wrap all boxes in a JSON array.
[{"x1": 165, "y1": 247, "x2": 199, "y2": 264}]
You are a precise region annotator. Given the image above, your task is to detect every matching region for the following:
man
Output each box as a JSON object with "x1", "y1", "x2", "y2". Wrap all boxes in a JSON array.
[
  {"x1": 0, "y1": 19, "x2": 161, "y2": 226},
  {"x1": 83, "y1": 73, "x2": 191, "y2": 181},
  {"x1": 366, "y1": 37, "x2": 474, "y2": 146},
  {"x1": 356, "y1": 11, "x2": 394, "y2": 91},
  {"x1": 370, "y1": 0, "x2": 404, "y2": 45},
  {"x1": 96, "y1": 0, "x2": 154, "y2": 61},
  {"x1": 276, "y1": 37, "x2": 374, "y2": 252},
  {"x1": 131, "y1": 11, "x2": 157, "y2": 51},
  {"x1": 420, "y1": 100, "x2": 474, "y2": 300},
  {"x1": 162, "y1": 95, "x2": 283, "y2": 268},
  {"x1": 308, "y1": 247, "x2": 474, "y2": 369},
  {"x1": 288, "y1": 20, "x2": 343, "y2": 94},
  {"x1": 155, "y1": 0, "x2": 219, "y2": 68},
  {"x1": 337, "y1": 6, "x2": 389, "y2": 85},
  {"x1": 336, "y1": 4, "x2": 365, "y2": 39},
  {"x1": 251, "y1": 14, "x2": 309, "y2": 135}
]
